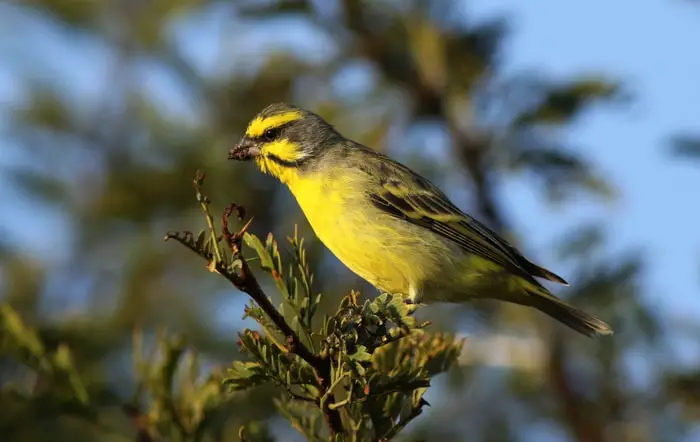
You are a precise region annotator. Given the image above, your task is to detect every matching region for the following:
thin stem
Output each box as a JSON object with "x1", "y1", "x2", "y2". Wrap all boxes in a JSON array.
[
  {"x1": 168, "y1": 175, "x2": 345, "y2": 437},
  {"x1": 282, "y1": 288, "x2": 316, "y2": 353},
  {"x1": 320, "y1": 371, "x2": 348, "y2": 411},
  {"x1": 216, "y1": 255, "x2": 344, "y2": 434},
  {"x1": 259, "y1": 322, "x2": 291, "y2": 353},
  {"x1": 379, "y1": 405, "x2": 423, "y2": 441},
  {"x1": 220, "y1": 256, "x2": 322, "y2": 366},
  {"x1": 193, "y1": 171, "x2": 223, "y2": 263},
  {"x1": 218, "y1": 202, "x2": 344, "y2": 437}
]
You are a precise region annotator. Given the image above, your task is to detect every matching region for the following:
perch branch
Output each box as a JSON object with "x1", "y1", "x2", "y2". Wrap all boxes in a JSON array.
[
  {"x1": 166, "y1": 172, "x2": 343, "y2": 437},
  {"x1": 218, "y1": 203, "x2": 343, "y2": 437}
]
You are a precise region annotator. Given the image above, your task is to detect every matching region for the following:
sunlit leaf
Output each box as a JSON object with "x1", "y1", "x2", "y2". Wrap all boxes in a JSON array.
[{"x1": 514, "y1": 78, "x2": 621, "y2": 126}]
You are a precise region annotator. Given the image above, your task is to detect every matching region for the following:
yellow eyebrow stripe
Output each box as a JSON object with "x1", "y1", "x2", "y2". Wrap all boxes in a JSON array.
[{"x1": 246, "y1": 111, "x2": 303, "y2": 138}]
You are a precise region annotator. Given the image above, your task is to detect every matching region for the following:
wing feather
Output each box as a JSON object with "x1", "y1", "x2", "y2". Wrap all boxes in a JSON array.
[{"x1": 363, "y1": 151, "x2": 566, "y2": 284}]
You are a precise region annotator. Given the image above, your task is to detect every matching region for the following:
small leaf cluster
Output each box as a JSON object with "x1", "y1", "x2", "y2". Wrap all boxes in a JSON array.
[
  {"x1": 161, "y1": 173, "x2": 465, "y2": 440},
  {"x1": 127, "y1": 328, "x2": 231, "y2": 441},
  {"x1": 320, "y1": 293, "x2": 463, "y2": 440},
  {"x1": 1, "y1": 172, "x2": 462, "y2": 441},
  {"x1": 244, "y1": 230, "x2": 322, "y2": 349},
  {"x1": 0, "y1": 305, "x2": 248, "y2": 442},
  {"x1": 220, "y1": 230, "x2": 463, "y2": 441},
  {"x1": 0, "y1": 305, "x2": 89, "y2": 413}
]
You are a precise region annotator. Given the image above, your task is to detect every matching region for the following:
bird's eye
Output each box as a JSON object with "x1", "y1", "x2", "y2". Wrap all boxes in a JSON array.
[{"x1": 263, "y1": 128, "x2": 279, "y2": 141}]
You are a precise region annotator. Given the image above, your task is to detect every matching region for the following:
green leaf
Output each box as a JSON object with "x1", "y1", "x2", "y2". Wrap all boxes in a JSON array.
[
  {"x1": 348, "y1": 345, "x2": 372, "y2": 362},
  {"x1": 224, "y1": 330, "x2": 318, "y2": 395},
  {"x1": 274, "y1": 397, "x2": 325, "y2": 442},
  {"x1": 53, "y1": 344, "x2": 90, "y2": 406},
  {"x1": 514, "y1": 78, "x2": 621, "y2": 126},
  {"x1": 239, "y1": 420, "x2": 276, "y2": 442},
  {"x1": 225, "y1": 361, "x2": 270, "y2": 391},
  {"x1": 243, "y1": 233, "x2": 275, "y2": 271},
  {"x1": 243, "y1": 301, "x2": 282, "y2": 335},
  {"x1": 0, "y1": 304, "x2": 50, "y2": 371}
]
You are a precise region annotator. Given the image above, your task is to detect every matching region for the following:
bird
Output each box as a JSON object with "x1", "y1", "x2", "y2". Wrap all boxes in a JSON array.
[{"x1": 228, "y1": 103, "x2": 613, "y2": 337}]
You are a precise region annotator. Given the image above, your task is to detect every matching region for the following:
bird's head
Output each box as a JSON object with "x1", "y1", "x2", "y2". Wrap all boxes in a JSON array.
[{"x1": 228, "y1": 103, "x2": 339, "y2": 183}]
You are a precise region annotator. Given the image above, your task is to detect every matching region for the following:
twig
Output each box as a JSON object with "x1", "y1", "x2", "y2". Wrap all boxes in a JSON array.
[
  {"x1": 218, "y1": 205, "x2": 344, "y2": 436},
  {"x1": 379, "y1": 403, "x2": 424, "y2": 441},
  {"x1": 193, "y1": 172, "x2": 224, "y2": 263},
  {"x1": 221, "y1": 203, "x2": 251, "y2": 255},
  {"x1": 122, "y1": 404, "x2": 155, "y2": 442},
  {"x1": 218, "y1": 224, "x2": 321, "y2": 367},
  {"x1": 167, "y1": 173, "x2": 344, "y2": 437},
  {"x1": 320, "y1": 371, "x2": 349, "y2": 412}
]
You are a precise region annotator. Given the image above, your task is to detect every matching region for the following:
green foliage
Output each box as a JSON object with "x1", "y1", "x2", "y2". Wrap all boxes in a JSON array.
[
  {"x1": 0, "y1": 305, "x2": 89, "y2": 411},
  {"x1": 166, "y1": 173, "x2": 463, "y2": 440},
  {"x1": 2, "y1": 170, "x2": 462, "y2": 439},
  {"x1": 1, "y1": 304, "x2": 240, "y2": 441},
  {"x1": 666, "y1": 370, "x2": 700, "y2": 421},
  {"x1": 239, "y1": 420, "x2": 276, "y2": 442},
  {"x1": 243, "y1": 230, "x2": 322, "y2": 346},
  {"x1": 126, "y1": 329, "x2": 234, "y2": 441},
  {"x1": 513, "y1": 78, "x2": 621, "y2": 127},
  {"x1": 225, "y1": 329, "x2": 318, "y2": 398}
]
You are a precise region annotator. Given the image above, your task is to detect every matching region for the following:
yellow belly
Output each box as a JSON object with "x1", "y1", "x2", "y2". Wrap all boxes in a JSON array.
[{"x1": 286, "y1": 172, "x2": 453, "y2": 295}]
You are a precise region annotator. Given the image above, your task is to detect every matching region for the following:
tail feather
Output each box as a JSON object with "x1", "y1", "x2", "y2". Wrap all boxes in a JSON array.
[
  {"x1": 527, "y1": 292, "x2": 613, "y2": 337},
  {"x1": 521, "y1": 260, "x2": 569, "y2": 285}
]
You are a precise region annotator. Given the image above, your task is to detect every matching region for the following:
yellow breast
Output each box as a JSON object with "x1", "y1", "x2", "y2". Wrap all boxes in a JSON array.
[
  {"x1": 285, "y1": 170, "x2": 447, "y2": 294},
  {"x1": 289, "y1": 175, "x2": 346, "y2": 234},
  {"x1": 287, "y1": 171, "x2": 356, "y2": 256}
]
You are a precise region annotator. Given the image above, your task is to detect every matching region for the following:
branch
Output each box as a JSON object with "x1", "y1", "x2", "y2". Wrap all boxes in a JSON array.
[
  {"x1": 219, "y1": 207, "x2": 343, "y2": 436},
  {"x1": 378, "y1": 402, "x2": 424, "y2": 442},
  {"x1": 165, "y1": 172, "x2": 343, "y2": 437}
]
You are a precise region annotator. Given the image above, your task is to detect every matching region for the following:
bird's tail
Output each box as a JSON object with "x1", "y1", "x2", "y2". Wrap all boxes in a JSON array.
[{"x1": 526, "y1": 288, "x2": 613, "y2": 337}]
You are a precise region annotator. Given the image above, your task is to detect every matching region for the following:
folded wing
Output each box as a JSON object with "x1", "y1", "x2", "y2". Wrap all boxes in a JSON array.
[{"x1": 365, "y1": 155, "x2": 567, "y2": 285}]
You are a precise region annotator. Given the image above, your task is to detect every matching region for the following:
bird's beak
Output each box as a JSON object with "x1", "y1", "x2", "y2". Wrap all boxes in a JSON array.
[{"x1": 228, "y1": 139, "x2": 261, "y2": 161}]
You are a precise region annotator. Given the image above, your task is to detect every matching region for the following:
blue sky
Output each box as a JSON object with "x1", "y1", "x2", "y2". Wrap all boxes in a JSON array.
[{"x1": 468, "y1": 0, "x2": 700, "y2": 328}]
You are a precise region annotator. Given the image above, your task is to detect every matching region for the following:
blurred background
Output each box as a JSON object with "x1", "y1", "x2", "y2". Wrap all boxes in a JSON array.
[{"x1": 1, "y1": 0, "x2": 700, "y2": 440}]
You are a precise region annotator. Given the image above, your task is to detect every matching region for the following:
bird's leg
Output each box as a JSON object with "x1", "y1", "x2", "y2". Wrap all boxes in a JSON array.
[
  {"x1": 407, "y1": 285, "x2": 422, "y2": 304},
  {"x1": 389, "y1": 292, "x2": 419, "y2": 315}
]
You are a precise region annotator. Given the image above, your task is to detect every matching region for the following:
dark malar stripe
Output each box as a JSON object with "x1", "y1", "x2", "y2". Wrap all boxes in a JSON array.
[{"x1": 266, "y1": 154, "x2": 298, "y2": 167}]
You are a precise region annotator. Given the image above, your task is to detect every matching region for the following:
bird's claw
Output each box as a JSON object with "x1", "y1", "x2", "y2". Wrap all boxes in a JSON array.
[{"x1": 392, "y1": 293, "x2": 422, "y2": 315}]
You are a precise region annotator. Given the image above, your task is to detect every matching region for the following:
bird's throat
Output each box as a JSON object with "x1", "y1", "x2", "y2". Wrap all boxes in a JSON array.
[{"x1": 255, "y1": 156, "x2": 299, "y2": 185}]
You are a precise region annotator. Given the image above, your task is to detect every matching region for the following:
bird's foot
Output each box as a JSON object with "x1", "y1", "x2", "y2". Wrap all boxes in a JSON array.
[{"x1": 393, "y1": 293, "x2": 422, "y2": 315}]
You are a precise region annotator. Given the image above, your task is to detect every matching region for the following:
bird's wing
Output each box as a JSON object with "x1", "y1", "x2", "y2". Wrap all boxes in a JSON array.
[{"x1": 364, "y1": 154, "x2": 566, "y2": 284}]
